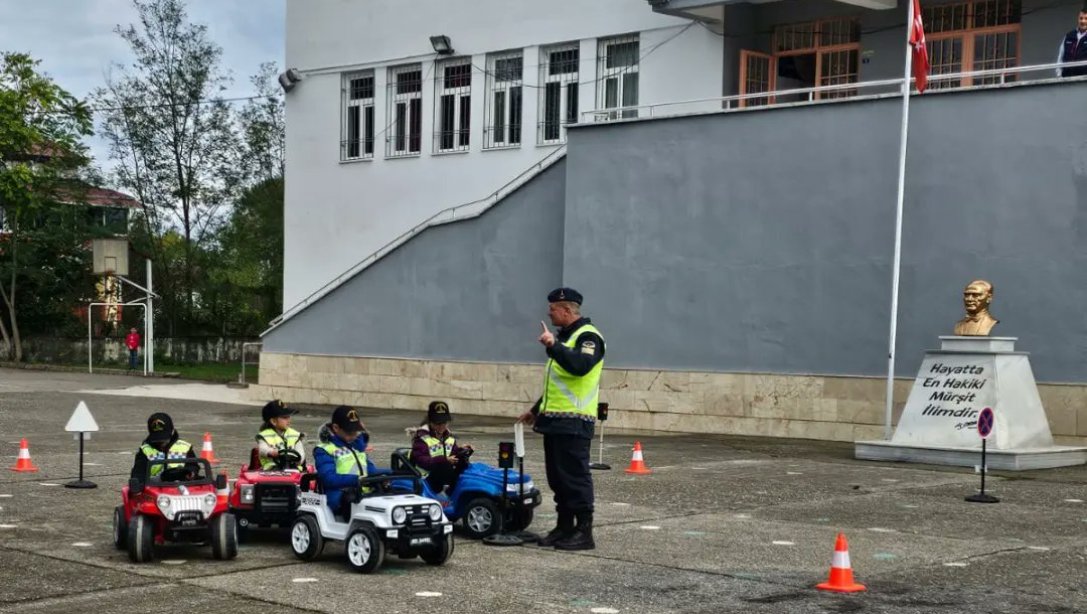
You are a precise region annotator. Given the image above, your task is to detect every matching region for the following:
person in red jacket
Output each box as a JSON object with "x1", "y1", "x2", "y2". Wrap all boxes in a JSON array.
[{"x1": 125, "y1": 327, "x2": 141, "y2": 370}]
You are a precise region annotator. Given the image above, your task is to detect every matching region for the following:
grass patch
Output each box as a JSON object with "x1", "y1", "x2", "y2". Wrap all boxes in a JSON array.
[{"x1": 156, "y1": 362, "x2": 259, "y2": 383}]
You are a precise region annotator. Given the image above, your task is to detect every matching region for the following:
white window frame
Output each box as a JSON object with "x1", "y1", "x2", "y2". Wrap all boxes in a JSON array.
[
  {"x1": 597, "y1": 35, "x2": 640, "y2": 120},
  {"x1": 484, "y1": 50, "x2": 524, "y2": 149},
  {"x1": 386, "y1": 64, "x2": 423, "y2": 158},
  {"x1": 538, "y1": 43, "x2": 580, "y2": 144},
  {"x1": 342, "y1": 70, "x2": 375, "y2": 161},
  {"x1": 434, "y1": 59, "x2": 472, "y2": 153}
]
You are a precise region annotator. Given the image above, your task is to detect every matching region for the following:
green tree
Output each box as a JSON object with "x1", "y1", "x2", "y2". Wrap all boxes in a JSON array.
[
  {"x1": 212, "y1": 175, "x2": 283, "y2": 334},
  {"x1": 95, "y1": 0, "x2": 241, "y2": 335},
  {"x1": 0, "y1": 52, "x2": 93, "y2": 360}
]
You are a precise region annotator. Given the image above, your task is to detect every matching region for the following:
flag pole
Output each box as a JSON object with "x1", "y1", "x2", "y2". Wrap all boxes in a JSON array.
[{"x1": 884, "y1": 0, "x2": 917, "y2": 440}]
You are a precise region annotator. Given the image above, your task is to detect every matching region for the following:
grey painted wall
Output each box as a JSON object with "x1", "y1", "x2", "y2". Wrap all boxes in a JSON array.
[
  {"x1": 263, "y1": 160, "x2": 567, "y2": 362},
  {"x1": 563, "y1": 80, "x2": 1087, "y2": 382},
  {"x1": 720, "y1": 0, "x2": 1077, "y2": 93}
]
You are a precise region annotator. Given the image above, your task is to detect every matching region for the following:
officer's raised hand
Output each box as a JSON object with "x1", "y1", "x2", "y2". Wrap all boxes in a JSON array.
[{"x1": 538, "y1": 321, "x2": 555, "y2": 348}]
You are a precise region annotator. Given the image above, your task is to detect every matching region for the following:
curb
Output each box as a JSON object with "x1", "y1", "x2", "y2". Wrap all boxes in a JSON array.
[{"x1": 0, "y1": 361, "x2": 181, "y2": 378}]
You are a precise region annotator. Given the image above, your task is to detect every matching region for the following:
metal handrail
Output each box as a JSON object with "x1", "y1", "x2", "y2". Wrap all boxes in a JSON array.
[
  {"x1": 582, "y1": 59, "x2": 1087, "y2": 121},
  {"x1": 262, "y1": 145, "x2": 567, "y2": 335}
]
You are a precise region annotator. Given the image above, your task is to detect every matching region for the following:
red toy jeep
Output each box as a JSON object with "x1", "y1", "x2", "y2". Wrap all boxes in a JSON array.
[
  {"x1": 228, "y1": 447, "x2": 314, "y2": 542},
  {"x1": 113, "y1": 458, "x2": 237, "y2": 563}
]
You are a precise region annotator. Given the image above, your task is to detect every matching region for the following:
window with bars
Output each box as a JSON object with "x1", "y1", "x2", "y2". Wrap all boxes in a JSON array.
[
  {"x1": 597, "y1": 35, "x2": 639, "y2": 119},
  {"x1": 484, "y1": 51, "x2": 523, "y2": 149},
  {"x1": 342, "y1": 71, "x2": 374, "y2": 161},
  {"x1": 775, "y1": 18, "x2": 860, "y2": 52},
  {"x1": 538, "y1": 44, "x2": 579, "y2": 144},
  {"x1": 434, "y1": 60, "x2": 471, "y2": 153},
  {"x1": 770, "y1": 19, "x2": 860, "y2": 100},
  {"x1": 922, "y1": 0, "x2": 1021, "y2": 89},
  {"x1": 386, "y1": 64, "x2": 422, "y2": 157}
]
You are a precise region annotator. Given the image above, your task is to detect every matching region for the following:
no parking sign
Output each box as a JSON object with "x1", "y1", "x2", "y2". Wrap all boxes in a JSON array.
[{"x1": 977, "y1": 407, "x2": 994, "y2": 440}]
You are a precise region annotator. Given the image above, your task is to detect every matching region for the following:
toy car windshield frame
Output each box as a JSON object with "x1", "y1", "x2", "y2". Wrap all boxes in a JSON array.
[{"x1": 142, "y1": 458, "x2": 216, "y2": 487}]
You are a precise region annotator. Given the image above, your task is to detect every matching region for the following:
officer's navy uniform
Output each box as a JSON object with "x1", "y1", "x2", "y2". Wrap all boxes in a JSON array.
[{"x1": 531, "y1": 287, "x2": 605, "y2": 551}]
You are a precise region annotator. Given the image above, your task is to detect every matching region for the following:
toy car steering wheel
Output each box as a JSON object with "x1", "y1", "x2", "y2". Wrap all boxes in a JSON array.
[{"x1": 275, "y1": 449, "x2": 303, "y2": 470}]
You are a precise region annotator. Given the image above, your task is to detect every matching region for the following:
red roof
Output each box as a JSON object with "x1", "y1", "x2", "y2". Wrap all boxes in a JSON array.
[{"x1": 82, "y1": 186, "x2": 140, "y2": 209}]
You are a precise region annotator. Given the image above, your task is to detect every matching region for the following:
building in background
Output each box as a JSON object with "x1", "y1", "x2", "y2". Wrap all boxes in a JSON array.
[{"x1": 262, "y1": 0, "x2": 1087, "y2": 446}]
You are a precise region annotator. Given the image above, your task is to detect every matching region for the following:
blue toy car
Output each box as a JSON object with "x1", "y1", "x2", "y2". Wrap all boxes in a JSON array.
[{"x1": 390, "y1": 448, "x2": 541, "y2": 539}]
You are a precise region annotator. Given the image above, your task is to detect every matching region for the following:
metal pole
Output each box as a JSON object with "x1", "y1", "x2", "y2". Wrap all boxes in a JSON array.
[
  {"x1": 87, "y1": 304, "x2": 93, "y2": 374},
  {"x1": 979, "y1": 438, "x2": 987, "y2": 495},
  {"x1": 884, "y1": 0, "x2": 917, "y2": 441},
  {"x1": 147, "y1": 259, "x2": 154, "y2": 374},
  {"x1": 78, "y1": 433, "x2": 84, "y2": 482}
]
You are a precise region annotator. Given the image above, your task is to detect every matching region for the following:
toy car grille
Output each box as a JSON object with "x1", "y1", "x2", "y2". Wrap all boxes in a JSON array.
[
  {"x1": 169, "y1": 496, "x2": 208, "y2": 518},
  {"x1": 255, "y1": 484, "x2": 296, "y2": 513},
  {"x1": 407, "y1": 505, "x2": 429, "y2": 527}
]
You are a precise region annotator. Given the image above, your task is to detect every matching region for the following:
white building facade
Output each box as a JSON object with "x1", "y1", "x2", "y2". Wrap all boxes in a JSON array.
[{"x1": 282, "y1": 0, "x2": 723, "y2": 308}]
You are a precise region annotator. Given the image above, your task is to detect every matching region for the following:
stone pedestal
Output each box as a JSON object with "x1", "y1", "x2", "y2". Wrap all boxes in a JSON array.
[{"x1": 855, "y1": 336, "x2": 1087, "y2": 470}]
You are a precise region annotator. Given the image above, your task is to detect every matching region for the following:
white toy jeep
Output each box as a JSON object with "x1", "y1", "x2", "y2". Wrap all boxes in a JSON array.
[{"x1": 289, "y1": 472, "x2": 454, "y2": 573}]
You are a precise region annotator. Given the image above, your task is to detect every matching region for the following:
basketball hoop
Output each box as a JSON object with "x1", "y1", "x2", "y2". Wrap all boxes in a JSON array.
[{"x1": 91, "y1": 238, "x2": 129, "y2": 276}]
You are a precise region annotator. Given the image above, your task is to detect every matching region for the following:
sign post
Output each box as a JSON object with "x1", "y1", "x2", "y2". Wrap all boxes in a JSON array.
[
  {"x1": 64, "y1": 401, "x2": 100, "y2": 489},
  {"x1": 965, "y1": 406, "x2": 999, "y2": 503},
  {"x1": 590, "y1": 402, "x2": 611, "y2": 471},
  {"x1": 483, "y1": 440, "x2": 524, "y2": 546}
]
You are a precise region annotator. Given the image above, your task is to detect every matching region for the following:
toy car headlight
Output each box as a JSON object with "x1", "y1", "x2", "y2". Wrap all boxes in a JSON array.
[
  {"x1": 507, "y1": 480, "x2": 533, "y2": 493},
  {"x1": 428, "y1": 504, "x2": 442, "y2": 521},
  {"x1": 239, "y1": 484, "x2": 255, "y2": 504},
  {"x1": 392, "y1": 507, "x2": 407, "y2": 525},
  {"x1": 204, "y1": 494, "x2": 217, "y2": 509},
  {"x1": 157, "y1": 495, "x2": 171, "y2": 510}
]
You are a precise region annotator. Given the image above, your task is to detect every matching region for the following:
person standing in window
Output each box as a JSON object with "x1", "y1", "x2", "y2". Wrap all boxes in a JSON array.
[{"x1": 1057, "y1": 6, "x2": 1087, "y2": 77}]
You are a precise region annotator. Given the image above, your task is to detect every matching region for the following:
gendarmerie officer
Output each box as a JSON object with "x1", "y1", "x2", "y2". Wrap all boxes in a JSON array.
[{"x1": 519, "y1": 287, "x2": 605, "y2": 551}]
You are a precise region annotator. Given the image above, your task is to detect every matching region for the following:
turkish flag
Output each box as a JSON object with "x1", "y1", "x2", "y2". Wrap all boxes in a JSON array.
[{"x1": 910, "y1": 0, "x2": 931, "y2": 92}]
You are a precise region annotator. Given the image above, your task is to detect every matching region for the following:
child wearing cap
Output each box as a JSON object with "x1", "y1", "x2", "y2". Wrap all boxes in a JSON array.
[
  {"x1": 256, "y1": 400, "x2": 306, "y2": 470},
  {"x1": 130, "y1": 412, "x2": 196, "y2": 485},
  {"x1": 410, "y1": 400, "x2": 473, "y2": 496},
  {"x1": 314, "y1": 405, "x2": 388, "y2": 518}
]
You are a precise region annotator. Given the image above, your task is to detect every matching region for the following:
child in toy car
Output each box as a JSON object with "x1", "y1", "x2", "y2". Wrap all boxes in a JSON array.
[
  {"x1": 314, "y1": 405, "x2": 390, "y2": 519},
  {"x1": 409, "y1": 400, "x2": 473, "y2": 496},
  {"x1": 256, "y1": 399, "x2": 306, "y2": 471},
  {"x1": 130, "y1": 412, "x2": 197, "y2": 485}
]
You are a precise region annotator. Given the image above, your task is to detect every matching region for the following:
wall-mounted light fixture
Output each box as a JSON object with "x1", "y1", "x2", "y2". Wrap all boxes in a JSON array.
[
  {"x1": 278, "y1": 68, "x2": 302, "y2": 93},
  {"x1": 429, "y1": 35, "x2": 454, "y2": 55}
]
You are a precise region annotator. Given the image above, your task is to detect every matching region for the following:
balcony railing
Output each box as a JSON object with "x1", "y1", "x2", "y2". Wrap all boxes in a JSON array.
[{"x1": 582, "y1": 59, "x2": 1087, "y2": 123}]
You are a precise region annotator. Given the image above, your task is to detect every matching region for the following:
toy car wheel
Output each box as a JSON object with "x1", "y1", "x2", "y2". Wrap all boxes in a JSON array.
[
  {"x1": 344, "y1": 526, "x2": 384, "y2": 574},
  {"x1": 290, "y1": 516, "x2": 323, "y2": 561},
  {"x1": 211, "y1": 512, "x2": 239, "y2": 560},
  {"x1": 127, "y1": 514, "x2": 154, "y2": 563},
  {"x1": 462, "y1": 497, "x2": 499, "y2": 539},
  {"x1": 420, "y1": 533, "x2": 454, "y2": 566},
  {"x1": 112, "y1": 506, "x2": 127, "y2": 550}
]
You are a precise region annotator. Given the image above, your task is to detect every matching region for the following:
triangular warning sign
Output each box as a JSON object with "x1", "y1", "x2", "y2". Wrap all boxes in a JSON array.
[{"x1": 65, "y1": 401, "x2": 99, "y2": 432}]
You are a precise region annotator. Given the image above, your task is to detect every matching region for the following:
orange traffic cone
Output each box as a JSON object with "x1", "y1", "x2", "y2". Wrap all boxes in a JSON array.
[
  {"x1": 624, "y1": 441, "x2": 652, "y2": 475},
  {"x1": 816, "y1": 533, "x2": 866, "y2": 593},
  {"x1": 200, "y1": 432, "x2": 220, "y2": 465},
  {"x1": 10, "y1": 438, "x2": 40, "y2": 472}
]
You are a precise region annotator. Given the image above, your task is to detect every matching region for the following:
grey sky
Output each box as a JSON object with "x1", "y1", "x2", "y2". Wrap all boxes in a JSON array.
[{"x1": 0, "y1": 0, "x2": 285, "y2": 175}]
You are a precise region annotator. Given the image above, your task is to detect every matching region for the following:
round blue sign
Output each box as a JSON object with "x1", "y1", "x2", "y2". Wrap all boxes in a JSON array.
[{"x1": 977, "y1": 407, "x2": 994, "y2": 439}]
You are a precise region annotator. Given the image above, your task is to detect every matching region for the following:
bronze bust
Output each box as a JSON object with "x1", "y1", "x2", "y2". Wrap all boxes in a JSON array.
[{"x1": 953, "y1": 280, "x2": 998, "y2": 336}]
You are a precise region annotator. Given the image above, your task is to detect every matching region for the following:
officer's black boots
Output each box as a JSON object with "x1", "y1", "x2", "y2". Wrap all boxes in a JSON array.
[
  {"x1": 554, "y1": 512, "x2": 594, "y2": 551},
  {"x1": 537, "y1": 511, "x2": 575, "y2": 547}
]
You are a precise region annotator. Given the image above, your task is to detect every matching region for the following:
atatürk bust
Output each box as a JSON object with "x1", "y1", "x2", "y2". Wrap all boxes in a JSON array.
[{"x1": 954, "y1": 280, "x2": 999, "y2": 336}]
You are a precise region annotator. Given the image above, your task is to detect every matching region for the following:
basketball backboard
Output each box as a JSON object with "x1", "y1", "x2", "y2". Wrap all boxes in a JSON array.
[{"x1": 92, "y1": 238, "x2": 129, "y2": 276}]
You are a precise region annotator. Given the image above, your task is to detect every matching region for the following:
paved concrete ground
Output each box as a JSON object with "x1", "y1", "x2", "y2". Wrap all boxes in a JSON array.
[{"x1": 1, "y1": 367, "x2": 1085, "y2": 614}]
